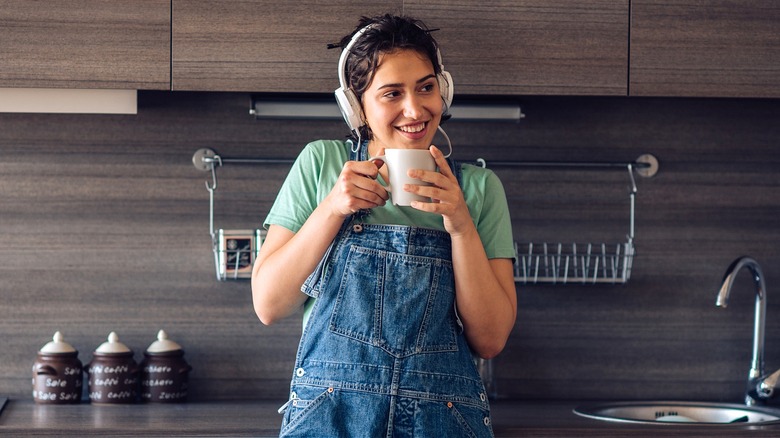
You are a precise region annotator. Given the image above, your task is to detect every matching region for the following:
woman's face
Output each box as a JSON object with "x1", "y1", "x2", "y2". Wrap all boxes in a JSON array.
[{"x1": 361, "y1": 49, "x2": 443, "y2": 153}]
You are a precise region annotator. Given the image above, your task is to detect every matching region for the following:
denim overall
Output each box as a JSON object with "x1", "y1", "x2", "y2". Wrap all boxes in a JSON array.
[{"x1": 279, "y1": 142, "x2": 493, "y2": 438}]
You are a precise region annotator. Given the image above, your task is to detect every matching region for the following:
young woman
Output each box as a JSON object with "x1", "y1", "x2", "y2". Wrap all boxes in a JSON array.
[{"x1": 252, "y1": 14, "x2": 516, "y2": 437}]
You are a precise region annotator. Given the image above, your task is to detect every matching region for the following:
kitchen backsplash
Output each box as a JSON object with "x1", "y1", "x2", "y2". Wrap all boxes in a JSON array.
[{"x1": 1, "y1": 91, "x2": 778, "y2": 403}]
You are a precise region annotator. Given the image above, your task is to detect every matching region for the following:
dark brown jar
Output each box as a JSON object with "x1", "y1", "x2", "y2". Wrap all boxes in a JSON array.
[
  {"x1": 140, "y1": 330, "x2": 192, "y2": 403},
  {"x1": 32, "y1": 331, "x2": 83, "y2": 404},
  {"x1": 85, "y1": 332, "x2": 139, "y2": 404}
]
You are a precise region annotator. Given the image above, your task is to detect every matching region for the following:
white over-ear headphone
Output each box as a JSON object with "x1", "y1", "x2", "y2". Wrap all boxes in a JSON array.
[{"x1": 334, "y1": 23, "x2": 454, "y2": 134}]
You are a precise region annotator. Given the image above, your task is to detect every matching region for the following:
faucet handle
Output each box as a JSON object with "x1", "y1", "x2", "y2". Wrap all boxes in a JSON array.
[{"x1": 758, "y1": 368, "x2": 780, "y2": 398}]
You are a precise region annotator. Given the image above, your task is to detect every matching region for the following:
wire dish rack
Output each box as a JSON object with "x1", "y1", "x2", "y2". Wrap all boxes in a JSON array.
[
  {"x1": 214, "y1": 228, "x2": 265, "y2": 281},
  {"x1": 193, "y1": 148, "x2": 269, "y2": 281},
  {"x1": 514, "y1": 241, "x2": 634, "y2": 284},
  {"x1": 490, "y1": 153, "x2": 658, "y2": 285}
]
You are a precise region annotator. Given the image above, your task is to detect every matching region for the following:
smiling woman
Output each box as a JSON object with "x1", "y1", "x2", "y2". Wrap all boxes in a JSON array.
[
  {"x1": 361, "y1": 50, "x2": 443, "y2": 155},
  {"x1": 251, "y1": 14, "x2": 516, "y2": 438},
  {"x1": 333, "y1": 14, "x2": 454, "y2": 149}
]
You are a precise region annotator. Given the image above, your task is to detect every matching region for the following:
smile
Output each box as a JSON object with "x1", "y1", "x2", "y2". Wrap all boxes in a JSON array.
[{"x1": 397, "y1": 122, "x2": 426, "y2": 133}]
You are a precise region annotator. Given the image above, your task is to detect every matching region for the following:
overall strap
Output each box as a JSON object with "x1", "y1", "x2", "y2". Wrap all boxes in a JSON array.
[
  {"x1": 448, "y1": 156, "x2": 464, "y2": 187},
  {"x1": 347, "y1": 138, "x2": 368, "y2": 161},
  {"x1": 302, "y1": 139, "x2": 364, "y2": 297},
  {"x1": 348, "y1": 138, "x2": 372, "y2": 221}
]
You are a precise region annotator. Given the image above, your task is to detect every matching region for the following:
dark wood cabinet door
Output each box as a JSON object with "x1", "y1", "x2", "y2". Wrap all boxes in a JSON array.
[
  {"x1": 172, "y1": 1, "x2": 402, "y2": 92},
  {"x1": 0, "y1": 1, "x2": 170, "y2": 90},
  {"x1": 405, "y1": 0, "x2": 629, "y2": 96},
  {"x1": 631, "y1": 0, "x2": 780, "y2": 98}
]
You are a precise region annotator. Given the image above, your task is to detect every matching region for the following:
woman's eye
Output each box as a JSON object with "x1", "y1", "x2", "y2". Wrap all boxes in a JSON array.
[
  {"x1": 383, "y1": 90, "x2": 401, "y2": 98},
  {"x1": 420, "y1": 83, "x2": 435, "y2": 93}
]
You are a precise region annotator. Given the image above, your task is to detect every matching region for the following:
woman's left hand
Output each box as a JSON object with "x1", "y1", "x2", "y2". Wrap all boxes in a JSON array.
[
  {"x1": 407, "y1": 145, "x2": 473, "y2": 236},
  {"x1": 410, "y1": 145, "x2": 516, "y2": 359}
]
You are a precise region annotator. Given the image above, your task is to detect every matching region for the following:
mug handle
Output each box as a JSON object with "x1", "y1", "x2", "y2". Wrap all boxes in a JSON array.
[
  {"x1": 368, "y1": 154, "x2": 385, "y2": 168},
  {"x1": 367, "y1": 154, "x2": 391, "y2": 192}
]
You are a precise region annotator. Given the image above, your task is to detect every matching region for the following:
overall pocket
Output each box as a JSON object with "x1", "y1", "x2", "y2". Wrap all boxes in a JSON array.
[
  {"x1": 280, "y1": 386, "x2": 333, "y2": 436},
  {"x1": 328, "y1": 245, "x2": 458, "y2": 357},
  {"x1": 446, "y1": 401, "x2": 494, "y2": 438}
]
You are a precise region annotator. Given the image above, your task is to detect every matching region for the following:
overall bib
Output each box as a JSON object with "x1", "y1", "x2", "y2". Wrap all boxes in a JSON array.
[{"x1": 279, "y1": 143, "x2": 493, "y2": 438}]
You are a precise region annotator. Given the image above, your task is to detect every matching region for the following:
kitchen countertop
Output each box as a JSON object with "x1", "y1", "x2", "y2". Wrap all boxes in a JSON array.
[{"x1": 2, "y1": 398, "x2": 780, "y2": 437}]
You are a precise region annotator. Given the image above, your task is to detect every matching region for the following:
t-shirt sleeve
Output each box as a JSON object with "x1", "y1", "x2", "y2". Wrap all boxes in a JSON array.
[
  {"x1": 474, "y1": 169, "x2": 516, "y2": 261},
  {"x1": 263, "y1": 142, "x2": 324, "y2": 233}
]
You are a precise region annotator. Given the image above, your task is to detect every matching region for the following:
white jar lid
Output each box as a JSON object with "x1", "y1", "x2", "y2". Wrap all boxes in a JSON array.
[
  {"x1": 39, "y1": 331, "x2": 77, "y2": 354},
  {"x1": 95, "y1": 331, "x2": 132, "y2": 354},
  {"x1": 146, "y1": 329, "x2": 182, "y2": 353}
]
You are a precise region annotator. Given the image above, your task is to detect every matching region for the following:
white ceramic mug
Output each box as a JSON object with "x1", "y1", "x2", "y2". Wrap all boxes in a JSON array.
[{"x1": 371, "y1": 149, "x2": 436, "y2": 206}]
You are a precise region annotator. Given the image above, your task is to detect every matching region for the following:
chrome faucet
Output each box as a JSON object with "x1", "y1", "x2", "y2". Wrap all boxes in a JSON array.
[{"x1": 716, "y1": 256, "x2": 780, "y2": 405}]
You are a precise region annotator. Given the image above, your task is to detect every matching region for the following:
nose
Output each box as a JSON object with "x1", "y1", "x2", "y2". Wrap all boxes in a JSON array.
[{"x1": 402, "y1": 94, "x2": 426, "y2": 120}]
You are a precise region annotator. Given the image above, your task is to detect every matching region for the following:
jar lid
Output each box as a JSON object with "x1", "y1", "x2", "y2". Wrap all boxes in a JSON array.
[
  {"x1": 94, "y1": 332, "x2": 132, "y2": 354},
  {"x1": 146, "y1": 329, "x2": 183, "y2": 353},
  {"x1": 39, "y1": 331, "x2": 77, "y2": 354}
]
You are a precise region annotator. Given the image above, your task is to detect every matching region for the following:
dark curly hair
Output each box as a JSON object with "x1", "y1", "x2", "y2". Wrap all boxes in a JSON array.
[{"x1": 335, "y1": 14, "x2": 446, "y2": 140}]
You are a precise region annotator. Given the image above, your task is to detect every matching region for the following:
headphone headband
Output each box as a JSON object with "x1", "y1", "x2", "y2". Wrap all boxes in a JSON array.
[
  {"x1": 336, "y1": 24, "x2": 375, "y2": 91},
  {"x1": 334, "y1": 22, "x2": 454, "y2": 134}
]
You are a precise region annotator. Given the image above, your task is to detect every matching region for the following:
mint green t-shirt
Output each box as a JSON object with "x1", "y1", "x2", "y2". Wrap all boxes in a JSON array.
[{"x1": 264, "y1": 139, "x2": 515, "y2": 323}]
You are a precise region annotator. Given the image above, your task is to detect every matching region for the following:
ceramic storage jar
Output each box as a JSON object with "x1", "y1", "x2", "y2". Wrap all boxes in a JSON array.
[
  {"x1": 32, "y1": 331, "x2": 83, "y2": 404},
  {"x1": 85, "y1": 332, "x2": 139, "y2": 404},
  {"x1": 140, "y1": 329, "x2": 192, "y2": 403}
]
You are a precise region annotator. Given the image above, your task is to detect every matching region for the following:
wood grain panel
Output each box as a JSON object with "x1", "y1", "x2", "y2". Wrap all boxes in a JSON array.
[
  {"x1": 405, "y1": 0, "x2": 629, "y2": 96},
  {"x1": 171, "y1": 0, "x2": 402, "y2": 92},
  {"x1": 0, "y1": 1, "x2": 170, "y2": 90},
  {"x1": 1, "y1": 92, "x2": 779, "y2": 403},
  {"x1": 631, "y1": 0, "x2": 780, "y2": 97},
  {"x1": 484, "y1": 96, "x2": 780, "y2": 400},
  {"x1": 0, "y1": 92, "x2": 338, "y2": 401}
]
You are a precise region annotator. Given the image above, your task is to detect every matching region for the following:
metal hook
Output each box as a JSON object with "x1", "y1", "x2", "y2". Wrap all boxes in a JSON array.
[
  {"x1": 205, "y1": 154, "x2": 222, "y2": 192},
  {"x1": 190, "y1": 148, "x2": 223, "y2": 238},
  {"x1": 627, "y1": 163, "x2": 637, "y2": 194},
  {"x1": 476, "y1": 158, "x2": 487, "y2": 168},
  {"x1": 192, "y1": 148, "x2": 222, "y2": 192},
  {"x1": 627, "y1": 163, "x2": 637, "y2": 242}
]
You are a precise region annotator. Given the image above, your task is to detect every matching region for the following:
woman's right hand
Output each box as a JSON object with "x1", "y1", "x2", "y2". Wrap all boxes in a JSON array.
[
  {"x1": 324, "y1": 158, "x2": 389, "y2": 217},
  {"x1": 252, "y1": 157, "x2": 388, "y2": 325}
]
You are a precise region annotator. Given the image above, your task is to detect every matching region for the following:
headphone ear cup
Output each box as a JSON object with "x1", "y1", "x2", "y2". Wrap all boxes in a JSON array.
[
  {"x1": 335, "y1": 87, "x2": 364, "y2": 132},
  {"x1": 438, "y1": 70, "x2": 454, "y2": 110}
]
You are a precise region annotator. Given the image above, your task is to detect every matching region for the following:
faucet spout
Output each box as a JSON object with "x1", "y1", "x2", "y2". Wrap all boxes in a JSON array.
[{"x1": 716, "y1": 256, "x2": 768, "y2": 405}]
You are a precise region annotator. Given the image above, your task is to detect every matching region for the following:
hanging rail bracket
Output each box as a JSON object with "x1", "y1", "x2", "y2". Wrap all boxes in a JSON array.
[
  {"x1": 192, "y1": 148, "x2": 218, "y2": 172},
  {"x1": 635, "y1": 153, "x2": 659, "y2": 178}
]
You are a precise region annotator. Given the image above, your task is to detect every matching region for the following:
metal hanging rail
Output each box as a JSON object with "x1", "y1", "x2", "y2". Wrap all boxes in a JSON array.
[
  {"x1": 193, "y1": 148, "x2": 659, "y2": 177},
  {"x1": 205, "y1": 157, "x2": 294, "y2": 165},
  {"x1": 474, "y1": 157, "x2": 657, "y2": 177}
]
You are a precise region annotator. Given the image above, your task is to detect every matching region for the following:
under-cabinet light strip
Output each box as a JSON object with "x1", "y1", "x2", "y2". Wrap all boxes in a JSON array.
[
  {"x1": 250, "y1": 97, "x2": 524, "y2": 122},
  {"x1": 0, "y1": 88, "x2": 137, "y2": 114}
]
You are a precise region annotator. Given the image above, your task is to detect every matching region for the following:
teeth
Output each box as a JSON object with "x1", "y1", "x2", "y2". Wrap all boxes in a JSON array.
[{"x1": 399, "y1": 123, "x2": 425, "y2": 133}]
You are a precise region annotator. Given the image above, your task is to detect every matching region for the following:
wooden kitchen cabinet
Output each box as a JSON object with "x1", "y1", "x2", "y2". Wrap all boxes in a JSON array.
[
  {"x1": 0, "y1": 1, "x2": 170, "y2": 90},
  {"x1": 630, "y1": 0, "x2": 780, "y2": 98},
  {"x1": 405, "y1": 0, "x2": 629, "y2": 96},
  {"x1": 171, "y1": 1, "x2": 402, "y2": 92}
]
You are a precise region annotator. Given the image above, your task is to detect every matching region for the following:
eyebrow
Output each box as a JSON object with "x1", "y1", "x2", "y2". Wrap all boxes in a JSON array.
[{"x1": 376, "y1": 74, "x2": 437, "y2": 91}]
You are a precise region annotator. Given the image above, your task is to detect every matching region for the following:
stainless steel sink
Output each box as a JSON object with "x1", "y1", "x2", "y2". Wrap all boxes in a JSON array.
[{"x1": 574, "y1": 401, "x2": 780, "y2": 425}]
